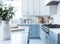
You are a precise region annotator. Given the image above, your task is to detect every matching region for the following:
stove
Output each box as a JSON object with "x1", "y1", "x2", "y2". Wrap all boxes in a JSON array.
[{"x1": 42, "y1": 24, "x2": 60, "y2": 33}]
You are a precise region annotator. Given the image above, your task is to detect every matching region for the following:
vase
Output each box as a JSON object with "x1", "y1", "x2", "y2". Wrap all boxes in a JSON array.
[{"x1": 0, "y1": 21, "x2": 11, "y2": 40}]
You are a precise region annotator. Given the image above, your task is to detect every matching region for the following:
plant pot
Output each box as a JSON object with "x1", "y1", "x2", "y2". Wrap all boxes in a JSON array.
[{"x1": 0, "y1": 21, "x2": 11, "y2": 40}]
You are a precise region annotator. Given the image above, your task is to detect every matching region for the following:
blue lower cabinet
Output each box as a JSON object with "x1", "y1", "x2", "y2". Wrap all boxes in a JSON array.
[
  {"x1": 45, "y1": 33, "x2": 50, "y2": 44},
  {"x1": 50, "y1": 31, "x2": 60, "y2": 44},
  {"x1": 50, "y1": 31, "x2": 54, "y2": 44},
  {"x1": 40, "y1": 28, "x2": 50, "y2": 44},
  {"x1": 18, "y1": 24, "x2": 40, "y2": 39},
  {"x1": 40, "y1": 28, "x2": 45, "y2": 40},
  {"x1": 29, "y1": 26, "x2": 35, "y2": 38},
  {"x1": 35, "y1": 26, "x2": 40, "y2": 38},
  {"x1": 29, "y1": 25, "x2": 40, "y2": 39}
]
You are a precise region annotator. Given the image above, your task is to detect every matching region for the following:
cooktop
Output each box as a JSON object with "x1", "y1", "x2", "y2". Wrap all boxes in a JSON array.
[{"x1": 42, "y1": 24, "x2": 60, "y2": 28}]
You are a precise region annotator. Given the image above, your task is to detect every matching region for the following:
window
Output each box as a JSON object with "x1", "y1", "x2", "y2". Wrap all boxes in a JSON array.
[
  {"x1": 3, "y1": 0, "x2": 22, "y2": 19},
  {"x1": 2, "y1": 0, "x2": 22, "y2": 24}
]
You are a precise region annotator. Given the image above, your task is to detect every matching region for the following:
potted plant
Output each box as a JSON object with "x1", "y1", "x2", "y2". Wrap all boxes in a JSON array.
[
  {"x1": 0, "y1": 3, "x2": 15, "y2": 40},
  {"x1": 48, "y1": 16, "x2": 53, "y2": 24}
]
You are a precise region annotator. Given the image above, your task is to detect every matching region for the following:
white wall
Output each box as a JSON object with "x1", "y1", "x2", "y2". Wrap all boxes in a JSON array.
[
  {"x1": 49, "y1": 5, "x2": 57, "y2": 15},
  {"x1": 53, "y1": 15, "x2": 60, "y2": 24},
  {"x1": 53, "y1": 3, "x2": 60, "y2": 24}
]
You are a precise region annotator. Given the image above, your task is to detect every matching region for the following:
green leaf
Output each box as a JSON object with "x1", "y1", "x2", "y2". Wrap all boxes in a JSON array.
[{"x1": 0, "y1": 3, "x2": 15, "y2": 20}]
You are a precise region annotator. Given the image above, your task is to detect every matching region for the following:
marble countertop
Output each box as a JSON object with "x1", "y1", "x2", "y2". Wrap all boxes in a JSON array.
[
  {"x1": 49, "y1": 28, "x2": 60, "y2": 34},
  {"x1": 11, "y1": 26, "x2": 29, "y2": 32},
  {"x1": 17, "y1": 23, "x2": 40, "y2": 25},
  {"x1": 0, "y1": 26, "x2": 29, "y2": 44}
]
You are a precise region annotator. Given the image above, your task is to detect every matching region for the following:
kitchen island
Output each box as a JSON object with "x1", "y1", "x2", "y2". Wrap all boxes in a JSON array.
[
  {"x1": 0, "y1": 26, "x2": 29, "y2": 44},
  {"x1": 18, "y1": 23, "x2": 40, "y2": 39}
]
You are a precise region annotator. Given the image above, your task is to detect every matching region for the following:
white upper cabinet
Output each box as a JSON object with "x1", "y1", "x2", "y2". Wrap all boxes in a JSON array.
[
  {"x1": 22, "y1": 0, "x2": 40, "y2": 16},
  {"x1": 33, "y1": 0, "x2": 40, "y2": 15},
  {"x1": 22, "y1": 0, "x2": 28, "y2": 15},
  {"x1": 40, "y1": 0, "x2": 49, "y2": 15},
  {"x1": 28, "y1": 0, "x2": 34, "y2": 15},
  {"x1": 22, "y1": 0, "x2": 59, "y2": 16}
]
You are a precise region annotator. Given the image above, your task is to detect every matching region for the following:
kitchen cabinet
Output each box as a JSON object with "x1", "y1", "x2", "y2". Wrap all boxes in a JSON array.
[
  {"x1": 40, "y1": 26, "x2": 50, "y2": 44},
  {"x1": 50, "y1": 30, "x2": 54, "y2": 44},
  {"x1": 29, "y1": 24, "x2": 40, "y2": 39},
  {"x1": 40, "y1": 28, "x2": 46, "y2": 43},
  {"x1": 22, "y1": 0, "x2": 51, "y2": 16},
  {"x1": 33, "y1": 0, "x2": 40, "y2": 15},
  {"x1": 49, "y1": 29, "x2": 60, "y2": 44},
  {"x1": 22, "y1": 0, "x2": 34, "y2": 15},
  {"x1": 28, "y1": 0, "x2": 33, "y2": 15},
  {"x1": 53, "y1": 32, "x2": 58, "y2": 44},
  {"x1": 22, "y1": 0, "x2": 28, "y2": 15},
  {"x1": 45, "y1": 33, "x2": 50, "y2": 44},
  {"x1": 18, "y1": 24, "x2": 40, "y2": 39},
  {"x1": 29, "y1": 25, "x2": 35, "y2": 38},
  {"x1": 22, "y1": 0, "x2": 40, "y2": 16},
  {"x1": 34, "y1": 25, "x2": 40, "y2": 38}
]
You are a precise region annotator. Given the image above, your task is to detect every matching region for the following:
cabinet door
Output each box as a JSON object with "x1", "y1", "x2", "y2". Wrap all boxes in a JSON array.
[
  {"x1": 40, "y1": 28, "x2": 42, "y2": 39},
  {"x1": 40, "y1": 28, "x2": 44, "y2": 40},
  {"x1": 50, "y1": 31, "x2": 54, "y2": 44},
  {"x1": 35, "y1": 25, "x2": 40, "y2": 38},
  {"x1": 34, "y1": 0, "x2": 40, "y2": 15},
  {"x1": 45, "y1": 34, "x2": 50, "y2": 44},
  {"x1": 28, "y1": 0, "x2": 33, "y2": 15},
  {"x1": 29, "y1": 25, "x2": 40, "y2": 38},
  {"x1": 53, "y1": 33, "x2": 58, "y2": 44},
  {"x1": 29, "y1": 25, "x2": 36, "y2": 38},
  {"x1": 40, "y1": 28, "x2": 45, "y2": 42},
  {"x1": 22, "y1": 0, "x2": 28, "y2": 15}
]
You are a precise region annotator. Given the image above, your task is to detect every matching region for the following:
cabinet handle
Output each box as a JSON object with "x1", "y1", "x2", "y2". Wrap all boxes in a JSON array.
[
  {"x1": 39, "y1": 12, "x2": 40, "y2": 14},
  {"x1": 33, "y1": 11, "x2": 35, "y2": 14},
  {"x1": 27, "y1": 12, "x2": 29, "y2": 14},
  {"x1": 45, "y1": 36, "x2": 48, "y2": 38}
]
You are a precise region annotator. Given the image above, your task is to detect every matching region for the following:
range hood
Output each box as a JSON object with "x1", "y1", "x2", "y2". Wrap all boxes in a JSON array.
[
  {"x1": 47, "y1": 1, "x2": 58, "y2": 5},
  {"x1": 45, "y1": 0, "x2": 60, "y2": 6}
]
